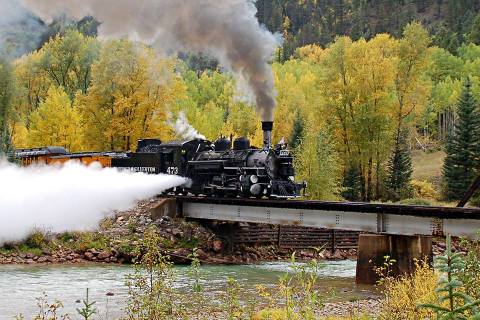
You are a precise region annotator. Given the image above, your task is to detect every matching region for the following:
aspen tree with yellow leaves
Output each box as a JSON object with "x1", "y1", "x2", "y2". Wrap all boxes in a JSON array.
[
  {"x1": 28, "y1": 86, "x2": 83, "y2": 151},
  {"x1": 78, "y1": 40, "x2": 182, "y2": 151}
]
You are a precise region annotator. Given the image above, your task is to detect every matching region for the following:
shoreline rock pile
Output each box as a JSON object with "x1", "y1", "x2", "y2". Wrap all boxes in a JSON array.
[{"x1": 0, "y1": 197, "x2": 358, "y2": 266}]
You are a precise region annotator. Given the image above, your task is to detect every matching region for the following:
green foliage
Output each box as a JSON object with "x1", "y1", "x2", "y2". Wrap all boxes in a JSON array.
[
  {"x1": 0, "y1": 58, "x2": 14, "y2": 157},
  {"x1": 187, "y1": 248, "x2": 205, "y2": 319},
  {"x1": 257, "y1": 0, "x2": 480, "y2": 58},
  {"x1": 342, "y1": 166, "x2": 362, "y2": 202},
  {"x1": 295, "y1": 127, "x2": 341, "y2": 200},
  {"x1": 124, "y1": 226, "x2": 180, "y2": 319},
  {"x1": 76, "y1": 288, "x2": 97, "y2": 320},
  {"x1": 469, "y1": 15, "x2": 480, "y2": 45},
  {"x1": 419, "y1": 235, "x2": 480, "y2": 319},
  {"x1": 398, "y1": 198, "x2": 433, "y2": 206},
  {"x1": 69, "y1": 231, "x2": 109, "y2": 253},
  {"x1": 222, "y1": 277, "x2": 242, "y2": 320},
  {"x1": 385, "y1": 128, "x2": 413, "y2": 201},
  {"x1": 289, "y1": 112, "x2": 304, "y2": 150},
  {"x1": 25, "y1": 229, "x2": 48, "y2": 249},
  {"x1": 459, "y1": 235, "x2": 480, "y2": 301},
  {"x1": 443, "y1": 78, "x2": 480, "y2": 200}
]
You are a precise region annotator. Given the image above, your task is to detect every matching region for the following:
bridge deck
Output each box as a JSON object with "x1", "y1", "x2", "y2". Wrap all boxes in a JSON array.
[{"x1": 173, "y1": 196, "x2": 480, "y2": 237}]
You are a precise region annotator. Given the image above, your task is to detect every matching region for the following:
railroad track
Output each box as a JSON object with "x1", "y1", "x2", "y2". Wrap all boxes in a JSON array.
[{"x1": 164, "y1": 196, "x2": 480, "y2": 237}]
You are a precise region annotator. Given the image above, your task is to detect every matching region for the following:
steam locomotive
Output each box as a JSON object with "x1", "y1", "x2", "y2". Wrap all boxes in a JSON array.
[{"x1": 15, "y1": 121, "x2": 305, "y2": 198}]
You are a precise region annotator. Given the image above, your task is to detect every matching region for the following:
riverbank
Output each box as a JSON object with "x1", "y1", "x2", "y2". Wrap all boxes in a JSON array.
[{"x1": 0, "y1": 198, "x2": 358, "y2": 266}]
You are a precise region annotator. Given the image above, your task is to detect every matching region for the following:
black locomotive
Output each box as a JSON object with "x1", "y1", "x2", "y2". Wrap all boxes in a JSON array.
[
  {"x1": 15, "y1": 121, "x2": 306, "y2": 199},
  {"x1": 133, "y1": 122, "x2": 305, "y2": 198}
]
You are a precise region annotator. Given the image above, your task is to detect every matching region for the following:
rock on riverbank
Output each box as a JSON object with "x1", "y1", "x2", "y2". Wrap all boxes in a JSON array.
[{"x1": 0, "y1": 197, "x2": 357, "y2": 265}]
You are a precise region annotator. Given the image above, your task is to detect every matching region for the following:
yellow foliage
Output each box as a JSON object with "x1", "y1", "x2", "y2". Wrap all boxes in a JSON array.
[
  {"x1": 28, "y1": 86, "x2": 83, "y2": 151},
  {"x1": 79, "y1": 40, "x2": 182, "y2": 151},
  {"x1": 296, "y1": 44, "x2": 325, "y2": 64},
  {"x1": 379, "y1": 260, "x2": 438, "y2": 320},
  {"x1": 253, "y1": 308, "x2": 299, "y2": 320},
  {"x1": 411, "y1": 179, "x2": 439, "y2": 199},
  {"x1": 10, "y1": 122, "x2": 28, "y2": 149}
]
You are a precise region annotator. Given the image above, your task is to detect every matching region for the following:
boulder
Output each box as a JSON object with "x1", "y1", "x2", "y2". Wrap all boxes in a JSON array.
[
  {"x1": 332, "y1": 249, "x2": 343, "y2": 260},
  {"x1": 84, "y1": 252, "x2": 94, "y2": 260},
  {"x1": 212, "y1": 239, "x2": 223, "y2": 253},
  {"x1": 97, "y1": 251, "x2": 111, "y2": 260}
]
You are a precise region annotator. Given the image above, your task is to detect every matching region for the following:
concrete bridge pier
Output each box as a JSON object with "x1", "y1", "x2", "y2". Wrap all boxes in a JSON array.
[{"x1": 356, "y1": 234, "x2": 432, "y2": 285}]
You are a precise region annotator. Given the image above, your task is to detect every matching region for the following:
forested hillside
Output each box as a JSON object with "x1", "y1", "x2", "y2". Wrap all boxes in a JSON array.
[
  {"x1": 256, "y1": 0, "x2": 480, "y2": 59},
  {"x1": 1, "y1": 1, "x2": 480, "y2": 205}
]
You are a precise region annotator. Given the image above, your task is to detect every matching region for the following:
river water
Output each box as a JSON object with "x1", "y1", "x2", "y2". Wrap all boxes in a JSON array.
[{"x1": 0, "y1": 260, "x2": 376, "y2": 319}]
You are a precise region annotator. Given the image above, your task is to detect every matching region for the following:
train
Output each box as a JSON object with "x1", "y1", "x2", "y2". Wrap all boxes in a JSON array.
[{"x1": 14, "y1": 121, "x2": 306, "y2": 199}]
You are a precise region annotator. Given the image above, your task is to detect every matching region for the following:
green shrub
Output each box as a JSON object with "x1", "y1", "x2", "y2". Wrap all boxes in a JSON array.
[
  {"x1": 411, "y1": 179, "x2": 439, "y2": 199},
  {"x1": 57, "y1": 232, "x2": 75, "y2": 243},
  {"x1": 71, "y1": 232, "x2": 109, "y2": 252},
  {"x1": 418, "y1": 235, "x2": 480, "y2": 318},
  {"x1": 398, "y1": 198, "x2": 432, "y2": 206},
  {"x1": 25, "y1": 229, "x2": 47, "y2": 249},
  {"x1": 379, "y1": 259, "x2": 437, "y2": 320},
  {"x1": 459, "y1": 236, "x2": 480, "y2": 301}
]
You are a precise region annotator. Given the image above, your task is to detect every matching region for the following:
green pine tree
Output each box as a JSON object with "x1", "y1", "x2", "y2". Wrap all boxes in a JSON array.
[
  {"x1": 443, "y1": 78, "x2": 480, "y2": 200},
  {"x1": 468, "y1": 15, "x2": 480, "y2": 45},
  {"x1": 342, "y1": 165, "x2": 362, "y2": 201},
  {"x1": 0, "y1": 58, "x2": 13, "y2": 159},
  {"x1": 289, "y1": 112, "x2": 304, "y2": 150},
  {"x1": 419, "y1": 235, "x2": 480, "y2": 319},
  {"x1": 386, "y1": 128, "x2": 413, "y2": 201}
]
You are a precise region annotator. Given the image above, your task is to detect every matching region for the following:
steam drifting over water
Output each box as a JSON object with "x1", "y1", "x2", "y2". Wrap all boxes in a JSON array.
[
  {"x1": 0, "y1": 161, "x2": 186, "y2": 244},
  {"x1": 19, "y1": 0, "x2": 280, "y2": 121}
]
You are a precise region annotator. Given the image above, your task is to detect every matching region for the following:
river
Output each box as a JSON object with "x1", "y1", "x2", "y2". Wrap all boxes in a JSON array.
[{"x1": 0, "y1": 260, "x2": 377, "y2": 319}]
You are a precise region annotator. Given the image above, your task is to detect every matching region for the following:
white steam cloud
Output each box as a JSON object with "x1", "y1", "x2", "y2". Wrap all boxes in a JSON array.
[
  {"x1": 170, "y1": 112, "x2": 206, "y2": 141},
  {"x1": 19, "y1": 0, "x2": 280, "y2": 121},
  {"x1": 0, "y1": 161, "x2": 185, "y2": 244}
]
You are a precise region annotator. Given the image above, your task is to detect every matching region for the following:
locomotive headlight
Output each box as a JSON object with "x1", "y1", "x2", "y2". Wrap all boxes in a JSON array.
[{"x1": 250, "y1": 175, "x2": 259, "y2": 184}]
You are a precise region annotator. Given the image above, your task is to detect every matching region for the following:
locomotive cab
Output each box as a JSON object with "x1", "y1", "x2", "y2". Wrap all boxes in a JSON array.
[{"x1": 159, "y1": 139, "x2": 212, "y2": 176}]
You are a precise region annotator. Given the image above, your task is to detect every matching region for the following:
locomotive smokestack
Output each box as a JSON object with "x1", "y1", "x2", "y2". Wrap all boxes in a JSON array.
[{"x1": 262, "y1": 121, "x2": 273, "y2": 149}]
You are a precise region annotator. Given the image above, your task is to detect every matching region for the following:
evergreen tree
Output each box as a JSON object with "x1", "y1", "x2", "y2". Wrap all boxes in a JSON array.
[
  {"x1": 0, "y1": 58, "x2": 13, "y2": 159},
  {"x1": 469, "y1": 15, "x2": 480, "y2": 45},
  {"x1": 386, "y1": 128, "x2": 413, "y2": 201},
  {"x1": 443, "y1": 78, "x2": 480, "y2": 200},
  {"x1": 289, "y1": 112, "x2": 304, "y2": 150},
  {"x1": 342, "y1": 165, "x2": 362, "y2": 201}
]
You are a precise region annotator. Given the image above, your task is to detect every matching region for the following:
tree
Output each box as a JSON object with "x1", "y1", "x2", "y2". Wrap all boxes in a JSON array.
[
  {"x1": 295, "y1": 126, "x2": 341, "y2": 200},
  {"x1": 79, "y1": 40, "x2": 181, "y2": 151},
  {"x1": 341, "y1": 165, "x2": 362, "y2": 201},
  {"x1": 39, "y1": 30, "x2": 100, "y2": 98},
  {"x1": 28, "y1": 86, "x2": 83, "y2": 151},
  {"x1": 443, "y1": 78, "x2": 480, "y2": 200},
  {"x1": 0, "y1": 58, "x2": 14, "y2": 157},
  {"x1": 385, "y1": 128, "x2": 413, "y2": 200},
  {"x1": 289, "y1": 112, "x2": 304, "y2": 150},
  {"x1": 468, "y1": 15, "x2": 480, "y2": 45},
  {"x1": 419, "y1": 235, "x2": 480, "y2": 319}
]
